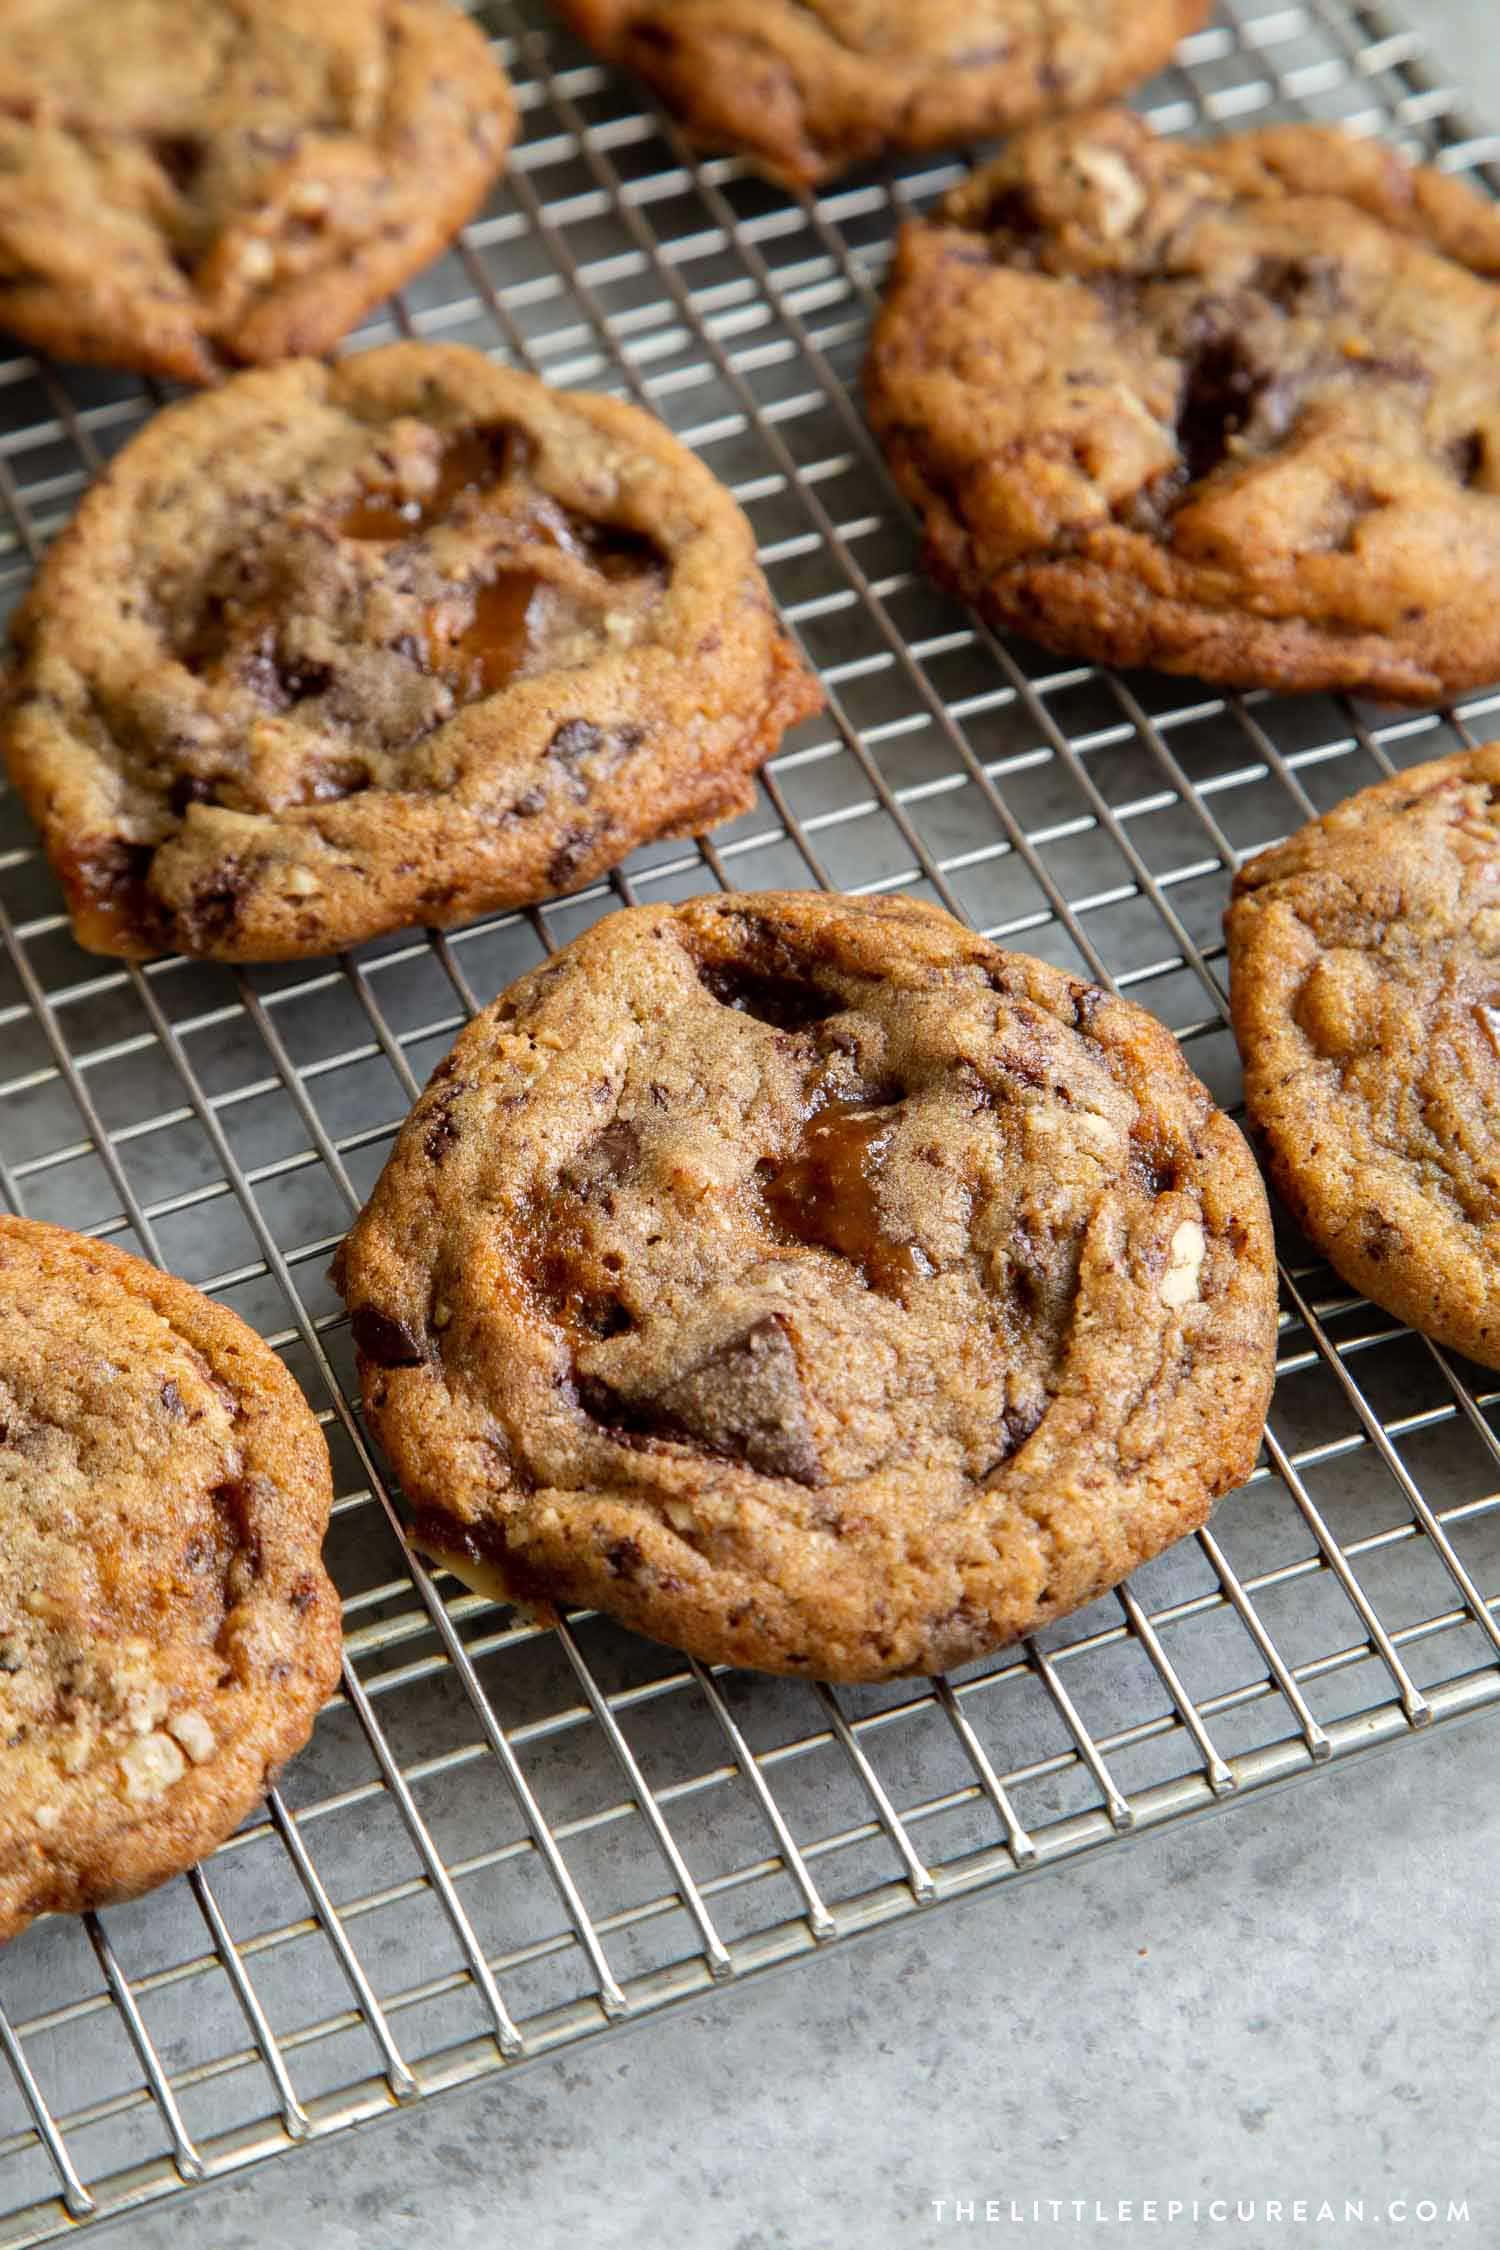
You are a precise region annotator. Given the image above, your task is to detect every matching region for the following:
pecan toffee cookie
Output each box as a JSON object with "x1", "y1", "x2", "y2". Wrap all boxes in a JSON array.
[
  {"x1": 337, "y1": 891, "x2": 1277, "y2": 1680},
  {"x1": 554, "y1": 0, "x2": 1206, "y2": 190},
  {"x1": 866, "y1": 109, "x2": 1500, "y2": 702},
  {"x1": 2, "y1": 344, "x2": 822, "y2": 962},
  {"x1": 0, "y1": 0, "x2": 514, "y2": 384},
  {"x1": 1229, "y1": 745, "x2": 1500, "y2": 1369},
  {"x1": 0, "y1": 1218, "x2": 341, "y2": 1942}
]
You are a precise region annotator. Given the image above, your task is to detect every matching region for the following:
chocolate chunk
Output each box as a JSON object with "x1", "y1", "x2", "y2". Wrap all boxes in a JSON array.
[
  {"x1": 168, "y1": 773, "x2": 217, "y2": 815},
  {"x1": 423, "y1": 1083, "x2": 468, "y2": 1163},
  {"x1": 282, "y1": 659, "x2": 335, "y2": 705},
  {"x1": 1250, "y1": 253, "x2": 1342, "y2": 314},
  {"x1": 1452, "y1": 430, "x2": 1485, "y2": 487},
  {"x1": 977, "y1": 182, "x2": 1043, "y2": 243},
  {"x1": 183, "y1": 869, "x2": 246, "y2": 946},
  {"x1": 1175, "y1": 336, "x2": 1273, "y2": 482},
  {"x1": 655, "y1": 1315, "x2": 821, "y2": 1486},
  {"x1": 546, "y1": 719, "x2": 646, "y2": 799},
  {"x1": 695, "y1": 958, "x2": 838, "y2": 1031},
  {"x1": 548, "y1": 827, "x2": 603, "y2": 890},
  {"x1": 983, "y1": 1395, "x2": 1047, "y2": 1476},
  {"x1": 151, "y1": 134, "x2": 207, "y2": 196},
  {"x1": 160, "y1": 1379, "x2": 186, "y2": 1419},
  {"x1": 548, "y1": 718, "x2": 605, "y2": 768},
  {"x1": 350, "y1": 1305, "x2": 426, "y2": 1367},
  {"x1": 577, "y1": 1315, "x2": 820, "y2": 1485},
  {"x1": 583, "y1": 524, "x2": 667, "y2": 583},
  {"x1": 1070, "y1": 981, "x2": 1107, "y2": 1033},
  {"x1": 1362, "y1": 1209, "x2": 1403, "y2": 1263}
]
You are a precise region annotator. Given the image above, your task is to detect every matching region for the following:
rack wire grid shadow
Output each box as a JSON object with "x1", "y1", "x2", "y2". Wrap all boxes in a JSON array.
[{"x1": 1, "y1": 1, "x2": 1498, "y2": 2240}]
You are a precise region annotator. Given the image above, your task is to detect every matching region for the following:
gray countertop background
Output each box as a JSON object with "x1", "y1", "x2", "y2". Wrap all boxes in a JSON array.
[{"x1": 89, "y1": 5, "x2": 1500, "y2": 2246}]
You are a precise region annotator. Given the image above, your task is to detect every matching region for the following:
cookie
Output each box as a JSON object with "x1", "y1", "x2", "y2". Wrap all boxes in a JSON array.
[
  {"x1": 336, "y1": 890, "x2": 1277, "y2": 1681},
  {"x1": 1, "y1": 343, "x2": 822, "y2": 962},
  {"x1": 0, "y1": 1218, "x2": 341, "y2": 1943},
  {"x1": 1228, "y1": 745, "x2": 1500, "y2": 1369},
  {"x1": 0, "y1": 0, "x2": 515, "y2": 384},
  {"x1": 866, "y1": 109, "x2": 1500, "y2": 703},
  {"x1": 553, "y1": 0, "x2": 1206, "y2": 189}
]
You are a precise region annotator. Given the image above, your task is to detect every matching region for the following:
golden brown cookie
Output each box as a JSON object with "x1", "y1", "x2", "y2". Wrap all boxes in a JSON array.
[
  {"x1": 0, "y1": 0, "x2": 515, "y2": 384},
  {"x1": 0, "y1": 1218, "x2": 342, "y2": 1944},
  {"x1": 866, "y1": 109, "x2": 1500, "y2": 702},
  {"x1": 1, "y1": 344, "x2": 822, "y2": 962},
  {"x1": 1228, "y1": 745, "x2": 1500, "y2": 1369},
  {"x1": 337, "y1": 891, "x2": 1277, "y2": 1681},
  {"x1": 553, "y1": 0, "x2": 1207, "y2": 188}
]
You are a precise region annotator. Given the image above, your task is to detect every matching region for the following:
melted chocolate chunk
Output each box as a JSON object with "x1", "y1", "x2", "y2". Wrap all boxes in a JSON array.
[
  {"x1": 1175, "y1": 336, "x2": 1275, "y2": 482},
  {"x1": 695, "y1": 958, "x2": 839, "y2": 1031},
  {"x1": 350, "y1": 1305, "x2": 426, "y2": 1367}
]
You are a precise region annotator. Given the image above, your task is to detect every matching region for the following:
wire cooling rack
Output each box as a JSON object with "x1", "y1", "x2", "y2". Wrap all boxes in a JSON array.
[{"x1": 2, "y1": 1, "x2": 1499, "y2": 2239}]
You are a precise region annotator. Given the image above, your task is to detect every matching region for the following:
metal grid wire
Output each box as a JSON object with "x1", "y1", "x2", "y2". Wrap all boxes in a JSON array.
[{"x1": 1, "y1": 0, "x2": 1498, "y2": 2238}]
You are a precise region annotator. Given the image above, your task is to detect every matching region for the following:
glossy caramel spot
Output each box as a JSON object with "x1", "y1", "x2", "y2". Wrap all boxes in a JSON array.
[
  {"x1": 424, "y1": 573, "x2": 540, "y2": 696},
  {"x1": 339, "y1": 426, "x2": 523, "y2": 541},
  {"x1": 759, "y1": 1099, "x2": 929, "y2": 1293}
]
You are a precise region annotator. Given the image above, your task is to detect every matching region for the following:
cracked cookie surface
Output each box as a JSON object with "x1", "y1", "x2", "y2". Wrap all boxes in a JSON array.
[
  {"x1": 2, "y1": 343, "x2": 822, "y2": 961},
  {"x1": 866, "y1": 109, "x2": 1500, "y2": 702},
  {"x1": 553, "y1": 0, "x2": 1205, "y2": 188},
  {"x1": 1229, "y1": 744, "x2": 1500, "y2": 1369},
  {"x1": 337, "y1": 891, "x2": 1276, "y2": 1680},
  {"x1": 0, "y1": 0, "x2": 514, "y2": 383},
  {"x1": 0, "y1": 1218, "x2": 341, "y2": 1944}
]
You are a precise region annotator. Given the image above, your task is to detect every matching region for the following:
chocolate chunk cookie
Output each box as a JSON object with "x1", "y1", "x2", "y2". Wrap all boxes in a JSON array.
[
  {"x1": 553, "y1": 0, "x2": 1206, "y2": 189},
  {"x1": 866, "y1": 109, "x2": 1500, "y2": 702},
  {"x1": 0, "y1": 0, "x2": 514, "y2": 384},
  {"x1": 0, "y1": 1218, "x2": 341, "y2": 1943},
  {"x1": 337, "y1": 891, "x2": 1277, "y2": 1680},
  {"x1": 1, "y1": 344, "x2": 822, "y2": 962},
  {"x1": 1229, "y1": 745, "x2": 1500, "y2": 1369}
]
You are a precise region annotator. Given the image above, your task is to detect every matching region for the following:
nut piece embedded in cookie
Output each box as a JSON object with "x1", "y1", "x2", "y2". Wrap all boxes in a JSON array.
[
  {"x1": 0, "y1": 0, "x2": 516, "y2": 383},
  {"x1": 866, "y1": 107, "x2": 1500, "y2": 702},
  {"x1": 337, "y1": 889, "x2": 1278, "y2": 1682},
  {"x1": 552, "y1": 0, "x2": 1208, "y2": 189},
  {"x1": 1, "y1": 343, "x2": 822, "y2": 962},
  {"x1": 0, "y1": 1217, "x2": 342, "y2": 1944},
  {"x1": 1228, "y1": 741, "x2": 1500, "y2": 1370}
]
